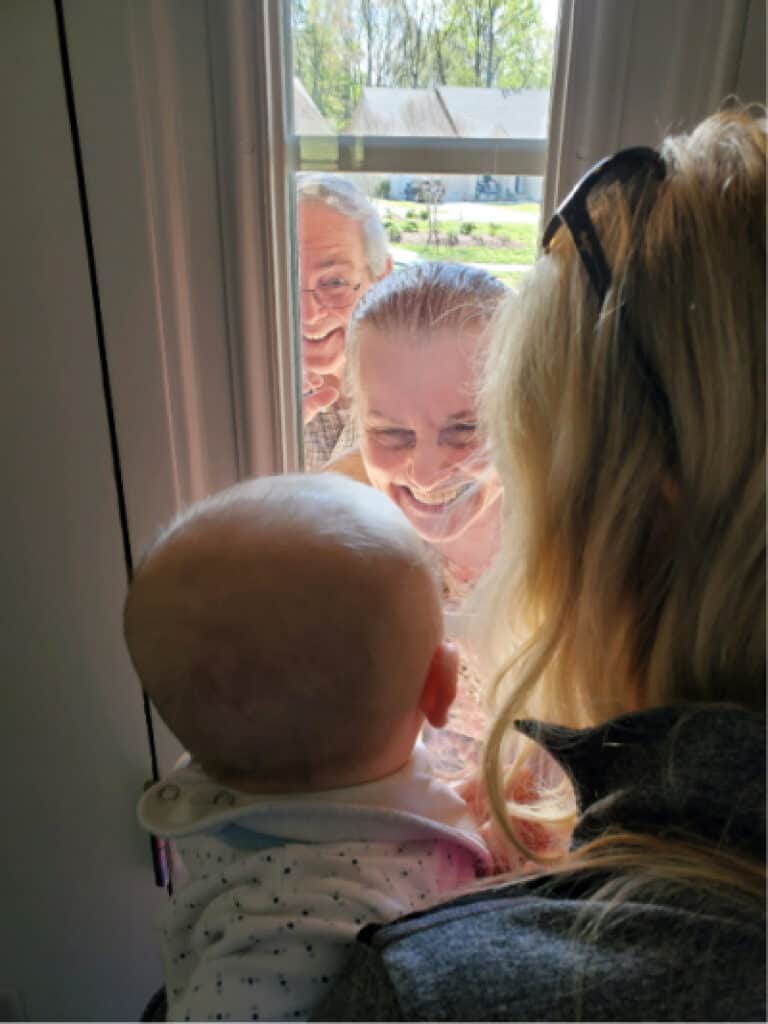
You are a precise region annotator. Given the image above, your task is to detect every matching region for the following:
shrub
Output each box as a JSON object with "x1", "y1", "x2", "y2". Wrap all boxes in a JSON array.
[
  {"x1": 419, "y1": 209, "x2": 429, "y2": 221},
  {"x1": 388, "y1": 225, "x2": 402, "y2": 243},
  {"x1": 446, "y1": 231, "x2": 459, "y2": 247},
  {"x1": 459, "y1": 221, "x2": 476, "y2": 236},
  {"x1": 374, "y1": 180, "x2": 391, "y2": 199},
  {"x1": 404, "y1": 219, "x2": 419, "y2": 233}
]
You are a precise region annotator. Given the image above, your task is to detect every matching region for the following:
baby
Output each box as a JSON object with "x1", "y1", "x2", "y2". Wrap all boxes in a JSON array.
[{"x1": 127, "y1": 473, "x2": 491, "y2": 1023}]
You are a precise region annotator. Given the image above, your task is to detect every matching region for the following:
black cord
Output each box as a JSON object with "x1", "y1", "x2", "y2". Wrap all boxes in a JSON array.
[{"x1": 54, "y1": 0, "x2": 168, "y2": 888}]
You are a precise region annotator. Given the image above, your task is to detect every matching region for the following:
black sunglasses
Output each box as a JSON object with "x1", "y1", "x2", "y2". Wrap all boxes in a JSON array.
[
  {"x1": 542, "y1": 146, "x2": 675, "y2": 456},
  {"x1": 542, "y1": 146, "x2": 666, "y2": 307}
]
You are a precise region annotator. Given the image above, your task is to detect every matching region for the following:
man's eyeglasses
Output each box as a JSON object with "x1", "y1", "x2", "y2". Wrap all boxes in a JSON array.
[
  {"x1": 301, "y1": 278, "x2": 362, "y2": 310},
  {"x1": 542, "y1": 146, "x2": 665, "y2": 307}
]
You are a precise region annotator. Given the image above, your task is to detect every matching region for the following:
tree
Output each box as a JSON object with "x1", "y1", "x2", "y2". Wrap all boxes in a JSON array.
[
  {"x1": 431, "y1": 0, "x2": 552, "y2": 90},
  {"x1": 292, "y1": 0, "x2": 554, "y2": 132},
  {"x1": 292, "y1": 0, "x2": 362, "y2": 131}
]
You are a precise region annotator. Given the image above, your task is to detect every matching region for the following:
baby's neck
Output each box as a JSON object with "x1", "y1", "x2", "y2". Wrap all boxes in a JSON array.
[{"x1": 211, "y1": 738, "x2": 419, "y2": 796}]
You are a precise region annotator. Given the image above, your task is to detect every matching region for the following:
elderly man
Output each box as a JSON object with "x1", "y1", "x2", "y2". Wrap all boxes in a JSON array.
[{"x1": 298, "y1": 175, "x2": 391, "y2": 471}]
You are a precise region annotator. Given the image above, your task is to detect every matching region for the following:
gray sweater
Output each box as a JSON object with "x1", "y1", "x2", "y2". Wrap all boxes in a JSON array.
[{"x1": 314, "y1": 705, "x2": 766, "y2": 1022}]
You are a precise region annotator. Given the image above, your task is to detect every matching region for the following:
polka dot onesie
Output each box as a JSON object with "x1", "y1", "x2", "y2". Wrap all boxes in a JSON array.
[{"x1": 138, "y1": 744, "x2": 490, "y2": 1022}]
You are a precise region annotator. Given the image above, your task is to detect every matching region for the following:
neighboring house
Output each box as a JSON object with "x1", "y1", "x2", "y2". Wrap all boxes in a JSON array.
[
  {"x1": 347, "y1": 86, "x2": 548, "y2": 201},
  {"x1": 293, "y1": 77, "x2": 334, "y2": 135},
  {"x1": 439, "y1": 86, "x2": 548, "y2": 139},
  {"x1": 348, "y1": 86, "x2": 455, "y2": 137}
]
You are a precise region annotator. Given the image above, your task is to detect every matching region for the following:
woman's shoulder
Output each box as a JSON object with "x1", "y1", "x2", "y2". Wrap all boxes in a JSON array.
[
  {"x1": 322, "y1": 445, "x2": 371, "y2": 485},
  {"x1": 312, "y1": 878, "x2": 765, "y2": 1021}
]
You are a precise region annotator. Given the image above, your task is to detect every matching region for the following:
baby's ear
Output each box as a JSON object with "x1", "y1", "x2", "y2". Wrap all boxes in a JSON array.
[{"x1": 419, "y1": 641, "x2": 459, "y2": 729}]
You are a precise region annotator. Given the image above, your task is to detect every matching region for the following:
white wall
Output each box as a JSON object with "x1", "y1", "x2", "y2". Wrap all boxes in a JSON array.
[{"x1": 0, "y1": 1, "x2": 165, "y2": 1018}]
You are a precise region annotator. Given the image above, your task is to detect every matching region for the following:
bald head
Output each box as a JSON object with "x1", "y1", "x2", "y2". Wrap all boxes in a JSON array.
[{"x1": 124, "y1": 474, "x2": 446, "y2": 790}]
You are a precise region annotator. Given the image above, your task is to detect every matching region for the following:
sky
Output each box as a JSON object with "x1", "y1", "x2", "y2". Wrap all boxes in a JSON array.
[{"x1": 540, "y1": 0, "x2": 560, "y2": 31}]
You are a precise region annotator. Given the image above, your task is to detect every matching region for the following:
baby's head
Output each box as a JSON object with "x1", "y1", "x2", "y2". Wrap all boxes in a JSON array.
[{"x1": 124, "y1": 474, "x2": 457, "y2": 791}]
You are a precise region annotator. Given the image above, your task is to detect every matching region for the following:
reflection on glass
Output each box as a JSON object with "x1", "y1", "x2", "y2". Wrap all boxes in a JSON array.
[
  {"x1": 294, "y1": 169, "x2": 543, "y2": 777},
  {"x1": 288, "y1": 1, "x2": 559, "y2": 780},
  {"x1": 297, "y1": 171, "x2": 540, "y2": 468},
  {"x1": 297, "y1": 176, "x2": 392, "y2": 471},
  {"x1": 346, "y1": 263, "x2": 507, "y2": 777},
  {"x1": 347, "y1": 263, "x2": 504, "y2": 600}
]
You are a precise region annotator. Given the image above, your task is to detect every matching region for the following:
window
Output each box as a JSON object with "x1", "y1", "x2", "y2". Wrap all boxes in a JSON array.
[
  {"x1": 286, "y1": 1, "x2": 559, "y2": 568},
  {"x1": 65, "y1": 0, "x2": 758, "y2": 778},
  {"x1": 286, "y1": 1, "x2": 561, "y2": 774}
]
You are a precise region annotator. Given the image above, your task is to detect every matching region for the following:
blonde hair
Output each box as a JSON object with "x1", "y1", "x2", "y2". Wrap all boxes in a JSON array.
[
  {"x1": 475, "y1": 108, "x2": 766, "y2": 895},
  {"x1": 345, "y1": 261, "x2": 507, "y2": 390}
]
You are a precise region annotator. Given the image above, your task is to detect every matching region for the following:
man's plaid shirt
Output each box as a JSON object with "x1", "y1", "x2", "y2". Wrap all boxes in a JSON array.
[{"x1": 302, "y1": 404, "x2": 359, "y2": 472}]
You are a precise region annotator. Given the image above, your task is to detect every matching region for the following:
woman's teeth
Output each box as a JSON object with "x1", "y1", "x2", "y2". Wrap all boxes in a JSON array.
[
  {"x1": 406, "y1": 482, "x2": 471, "y2": 507},
  {"x1": 304, "y1": 327, "x2": 340, "y2": 344}
]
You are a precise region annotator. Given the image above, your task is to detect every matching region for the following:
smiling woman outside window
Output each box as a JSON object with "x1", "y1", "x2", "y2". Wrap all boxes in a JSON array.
[{"x1": 288, "y1": 0, "x2": 558, "y2": 780}]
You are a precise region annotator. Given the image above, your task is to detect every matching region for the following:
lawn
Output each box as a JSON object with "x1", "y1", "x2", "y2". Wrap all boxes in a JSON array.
[
  {"x1": 397, "y1": 242, "x2": 534, "y2": 265},
  {"x1": 478, "y1": 202, "x2": 540, "y2": 216},
  {"x1": 377, "y1": 199, "x2": 540, "y2": 220},
  {"x1": 384, "y1": 217, "x2": 538, "y2": 265}
]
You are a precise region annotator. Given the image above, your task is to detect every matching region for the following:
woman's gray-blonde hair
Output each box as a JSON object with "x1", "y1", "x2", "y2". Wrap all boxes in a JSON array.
[
  {"x1": 297, "y1": 173, "x2": 390, "y2": 278},
  {"x1": 345, "y1": 261, "x2": 507, "y2": 392},
  {"x1": 474, "y1": 108, "x2": 765, "y2": 892}
]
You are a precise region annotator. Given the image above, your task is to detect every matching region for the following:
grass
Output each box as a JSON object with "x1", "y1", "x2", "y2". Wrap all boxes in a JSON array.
[
  {"x1": 397, "y1": 239, "x2": 536, "y2": 265},
  {"x1": 378, "y1": 198, "x2": 540, "y2": 216},
  {"x1": 381, "y1": 198, "x2": 539, "y2": 270},
  {"x1": 386, "y1": 218, "x2": 537, "y2": 264},
  {"x1": 480, "y1": 202, "x2": 540, "y2": 215}
]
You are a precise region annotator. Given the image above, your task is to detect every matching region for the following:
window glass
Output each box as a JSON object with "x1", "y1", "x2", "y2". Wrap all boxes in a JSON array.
[
  {"x1": 376, "y1": 172, "x2": 541, "y2": 290},
  {"x1": 291, "y1": 0, "x2": 558, "y2": 138},
  {"x1": 289, "y1": 2, "x2": 559, "y2": 778}
]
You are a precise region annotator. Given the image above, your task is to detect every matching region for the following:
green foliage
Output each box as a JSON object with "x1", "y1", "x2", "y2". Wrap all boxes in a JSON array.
[
  {"x1": 459, "y1": 221, "x2": 476, "y2": 236},
  {"x1": 489, "y1": 222, "x2": 500, "y2": 235},
  {"x1": 374, "y1": 180, "x2": 391, "y2": 199},
  {"x1": 292, "y1": 0, "x2": 363, "y2": 131},
  {"x1": 398, "y1": 226, "x2": 537, "y2": 264},
  {"x1": 292, "y1": 0, "x2": 554, "y2": 131},
  {"x1": 430, "y1": 0, "x2": 553, "y2": 89},
  {"x1": 404, "y1": 218, "x2": 419, "y2": 232},
  {"x1": 388, "y1": 225, "x2": 402, "y2": 242},
  {"x1": 419, "y1": 209, "x2": 429, "y2": 221}
]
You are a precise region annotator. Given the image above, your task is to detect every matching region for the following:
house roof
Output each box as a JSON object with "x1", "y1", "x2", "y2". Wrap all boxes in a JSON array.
[
  {"x1": 293, "y1": 78, "x2": 334, "y2": 135},
  {"x1": 348, "y1": 88, "x2": 454, "y2": 136},
  {"x1": 439, "y1": 87, "x2": 549, "y2": 138},
  {"x1": 347, "y1": 85, "x2": 549, "y2": 138}
]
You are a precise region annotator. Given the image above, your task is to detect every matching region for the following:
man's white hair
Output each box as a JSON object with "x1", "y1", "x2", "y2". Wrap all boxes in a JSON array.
[{"x1": 297, "y1": 173, "x2": 389, "y2": 278}]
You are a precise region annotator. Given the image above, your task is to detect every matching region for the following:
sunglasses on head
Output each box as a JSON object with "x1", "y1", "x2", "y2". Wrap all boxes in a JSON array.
[
  {"x1": 542, "y1": 146, "x2": 666, "y2": 307},
  {"x1": 541, "y1": 146, "x2": 675, "y2": 456}
]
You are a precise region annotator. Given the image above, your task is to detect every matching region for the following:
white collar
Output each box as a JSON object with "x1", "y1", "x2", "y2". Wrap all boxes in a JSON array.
[{"x1": 138, "y1": 743, "x2": 489, "y2": 865}]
